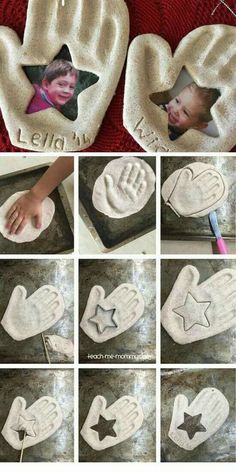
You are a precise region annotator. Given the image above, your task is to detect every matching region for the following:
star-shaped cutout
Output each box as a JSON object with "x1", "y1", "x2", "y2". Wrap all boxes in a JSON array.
[
  {"x1": 177, "y1": 412, "x2": 206, "y2": 440},
  {"x1": 173, "y1": 292, "x2": 211, "y2": 331},
  {"x1": 12, "y1": 415, "x2": 36, "y2": 438},
  {"x1": 90, "y1": 414, "x2": 117, "y2": 441},
  {"x1": 89, "y1": 304, "x2": 118, "y2": 334}
]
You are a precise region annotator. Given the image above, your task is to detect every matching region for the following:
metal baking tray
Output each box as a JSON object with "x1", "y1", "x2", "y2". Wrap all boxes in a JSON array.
[
  {"x1": 161, "y1": 259, "x2": 236, "y2": 364},
  {"x1": 0, "y1": 369, "x2": 74, "y2": 462},
  {"x1": 79, "y1": 259, "x2": 156, "y2": 364},
  {"x1": 161, "y1": 156, "x2": 236, "y2": 241},
  {"x1": 79, "y1": 368, "x2": 156, "y2": 462},
  {"x1": 0, "y1": 165, "x2": 74, "y2": 254},
  {"x1": 161, "y1": 368, "x2": 236, "y2": 462},
  {"x1": 0, "y1": 259, "x2": 74, "y2": 364},
  {"x1": 79, "y1": 156, "x2": 156, "y2": 251}
]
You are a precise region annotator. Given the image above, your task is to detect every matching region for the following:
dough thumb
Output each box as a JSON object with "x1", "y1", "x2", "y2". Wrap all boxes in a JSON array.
[
  {"x1": 104, "y1": 174, "x2": 114, "y2": 190},
  {"x1": 178, "y1": 168, "x2": 193, "y2": 187},
  {"x1": 8, "y1": 285, "x2": 27, "y2": 306}
]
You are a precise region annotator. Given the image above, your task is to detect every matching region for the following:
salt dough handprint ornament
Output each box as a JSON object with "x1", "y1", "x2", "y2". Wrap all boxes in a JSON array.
[
  {"x1": 80, "y1": 395, "x2": 144, "y2": 451},
  {"x1": 124, "y1": 25, "x2": 236, "y2": 152},
  {"x1": 161, "y1": 265, "x2": 236, "y2": 344},
  {"x1": 161, "y1": 162, "x2": 228, "y2": 217},
  {"x1": 169, "y1": 388, "x2": 229, "y2": 450},
  {"x1": 92, "y1": 157, "x2": 156, "y2": 218},
  {"x1": 1, "y1": 285, "x2": 64, "y2": 340},
  {"x1": 0, "y1": 0, "x2": 129, "y2": 151},
  {"x1": 0, "y1": 191, "x2": 55, "y2": 243},
  {"x1": 80, "y1": 283, "x2": 145, "y2": 343},
  {"x1": 2, "y1": 396, "x2": 63, "y2": 450}
]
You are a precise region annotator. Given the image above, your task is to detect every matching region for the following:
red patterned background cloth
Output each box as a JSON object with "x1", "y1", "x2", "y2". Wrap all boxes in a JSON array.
[{"x1": 0, "y1": 0, "x2": 235, "y2": 152}]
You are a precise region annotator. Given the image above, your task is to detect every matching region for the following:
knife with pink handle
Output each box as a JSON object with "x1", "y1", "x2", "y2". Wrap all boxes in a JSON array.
[{"x1": 208, "y1": 211, "x2": 228, "y2": 255}]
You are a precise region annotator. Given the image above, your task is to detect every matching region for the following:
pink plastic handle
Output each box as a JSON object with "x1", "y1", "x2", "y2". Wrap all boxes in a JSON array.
[{"x1": 217, "y1": 238, "x2": 228, "y2": 255}]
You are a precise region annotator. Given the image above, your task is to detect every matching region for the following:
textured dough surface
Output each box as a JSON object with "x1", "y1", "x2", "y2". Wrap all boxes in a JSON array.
[
  {"x1": 45, "y1": 335, "x2": 74, "y2": 358},
  {"x1": 124, "y1": 25, "x2": 236, "y2": 152},
  {"x1": 80, "y1": 395, "x2": 144, "y2": 450},
  {"x1": 0, "y1": 191, "x2": 55, "y2": 243},
  {"x1": 161, "y1": 265, "x2": 236, "y2": 344},
  {"x1": 92, "y1": 157, "x2": 156, "y2": 218},
  {"x1": 1, "y1": 285, "x2": 64, "y2": 340},
  {"x1": 161, "y1": 162, "x2": 228, "y2": 217},
  {"x1": 1, "y1": 396, "x2": 63, "y2": 450},
  {"x1": 0, "y1": 0, "x2": 129, "y2": 151},
  {"x1": 169, "y1": 388, "x2": 229, "y2": 450}
]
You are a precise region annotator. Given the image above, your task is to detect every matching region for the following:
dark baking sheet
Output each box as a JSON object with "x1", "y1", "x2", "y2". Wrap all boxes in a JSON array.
[
  {"x1": 161, "y1": 259, "x2": 236, "y2": 364},
  {"x1": 0, "y1": 165, "x2": 74, "y2": 254},
  {"x1": 79, "y1": 156, "x2": 156, "y2": 249},
  {"x1": 79, "y1": 368, "x2": 156, "y2": 462},
  {"x1": 161, "y1": 156, "x2": 236, "y2": 241},
  {"x1": 79, "y1": 259, "x2": 156, "y2": 364},
  {"x1": 0, "y1": 369, "x2": 74, "y2": 462},
  {"x1": 161, "y1": 368, "x2": 236, "y2": 462},
  {"x1": 0, "y1": 260, "x2": 74, "y2": 364}
]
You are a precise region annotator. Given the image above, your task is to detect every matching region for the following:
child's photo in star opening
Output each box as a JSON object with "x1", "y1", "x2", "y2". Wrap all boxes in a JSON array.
[
  {"x1": 151, "y1": 68, "x2": 220, "y2": 141},
  {"x1": 24, "y1": 47, "x2": 99, "y2": 122}
]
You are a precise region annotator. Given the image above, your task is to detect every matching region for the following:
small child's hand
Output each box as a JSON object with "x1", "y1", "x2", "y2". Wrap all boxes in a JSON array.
[{"x1": 5, "y1": 191, "x2": 43, "y2": 235}]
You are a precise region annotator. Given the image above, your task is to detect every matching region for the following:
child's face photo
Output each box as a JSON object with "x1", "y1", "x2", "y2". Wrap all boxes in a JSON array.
[
  {"x1": 24, "y1": 46, "x2": 99, "y2": 121},
  {"x1": 166, "y1": 86, "x2": 207, "y2": 131},
  {"x1": 42, "y1": 73, "x2": 77, "y2": 108}
]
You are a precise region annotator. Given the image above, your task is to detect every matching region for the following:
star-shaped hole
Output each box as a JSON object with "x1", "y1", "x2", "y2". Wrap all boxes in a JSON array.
[
  {"x1": 89, "y1": 304, "x2": 118, "y2": 334},
  {"x1": 23, "y1": 45, "x2": 99, "y2": 121},
  {"x1": 90, "y1": 414, "x2": 117, "y2": 441},
  {"x1": 12, "y1": 415, "x2": 36, "y2": 439},
  {"x1": 173, "y1": 292, "x2": 211, "y2": 331},
  {"x1": 177, "y1": 412, "x2": 207, "y2": 440},
  {"x1": 150, "y1": 67, "x2": 220, "y2": 141}
]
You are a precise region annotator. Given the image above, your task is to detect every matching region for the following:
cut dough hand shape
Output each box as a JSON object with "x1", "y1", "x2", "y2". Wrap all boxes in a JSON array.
[
  {"x1": 80, "y1": 283, "x2": 145, "y2": 343},
  {"x1": 169, "y1": 388, "x2": 229, "y2": 450},
  {"x1": 161, "y1": 162, "x2": 228, "y2": 217},
  {"x1": 0, "y1": 0, "x2": 129, "y2": 152},
  {"x1": 161, "y1": 265, "x2": 236, "y2": 344},
  {"x1": 2, "y1": 396, "x2": 63, "y2": 450},
  {"x1": 1, "y1": 285, "x2": 64, "y2": 341},
  {"x1": 92, "y1": 157, "x2": 156, "y2": 218},
  {"x1": 124, "y1": 25, "x2": 236, "y2": 152},
  {"x1": 80, "y1": 395, "x2": 144, "y2": 451}
]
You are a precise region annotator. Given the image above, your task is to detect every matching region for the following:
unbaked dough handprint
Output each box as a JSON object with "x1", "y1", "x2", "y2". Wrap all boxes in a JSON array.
[
  {"x1": 162, "y1": 164, "x2": 227, "y2": 217},
  {"x1": 124, "y1": 25, "x2": 236, "y2": 152},
  {"x1": 105, "y1": 162, "x2": 147, "y2": 213},
  {"x1": 80, "y1": 395, "x2": 144, "y2": 451},
  {"x1": 0, "y1": 0, "x2": 129, "y2": 151},
  {"x1": 1, "y1": 396, "x2": 63, "y2": 450},
  {"x1": 1, "y1": 285, "x2": 64, "y2": 341},
  {"x1": 80, "y1": 283, "x2": 145, "y2": 343},
  {"x1": 161, "y1": 265, "x2": 236, "y2": 344},
  {"x1": 169, "y1": 388, "x2": 229, "y2": 450}
]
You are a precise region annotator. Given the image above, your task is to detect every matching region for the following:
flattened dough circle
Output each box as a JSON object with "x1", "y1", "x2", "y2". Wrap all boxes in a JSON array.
[
  {"x1": 0, "y1": 191, "x2": 55, "y2": 243},
  {"x1": 92, "y1": 157, "x2": 156, "y2": 218}
]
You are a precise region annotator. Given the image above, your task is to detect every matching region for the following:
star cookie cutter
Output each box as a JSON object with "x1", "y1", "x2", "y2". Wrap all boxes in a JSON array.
[{"x1": 161, "y1": 265, "x2": 236, "y2": 344}]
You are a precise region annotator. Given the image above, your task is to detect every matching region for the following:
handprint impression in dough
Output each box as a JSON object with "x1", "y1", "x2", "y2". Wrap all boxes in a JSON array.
[
  {"x1": 151, "y1": 68, "x2": 220, "y2": 141},
  {"x1": 105, "y1": 162, "x2": 147, "y2": 214},
  {"x1": 25, "y1": 46, "x2": 99, "y2": 121}
]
